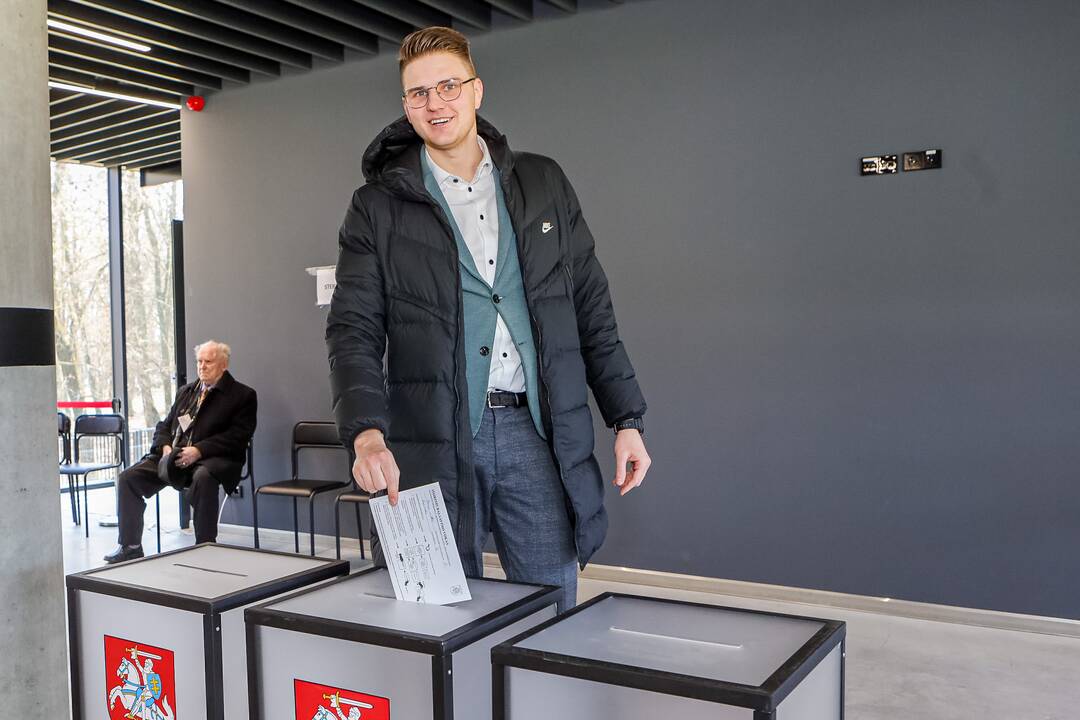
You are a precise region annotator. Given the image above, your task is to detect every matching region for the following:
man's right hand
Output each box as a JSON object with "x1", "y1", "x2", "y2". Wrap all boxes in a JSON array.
[
  {"x1": 353, "y1": 429, "x2": 401, "y2": 505},
  {"x1": 162, "y1": 445, "x2": 172, "y2": 456}
]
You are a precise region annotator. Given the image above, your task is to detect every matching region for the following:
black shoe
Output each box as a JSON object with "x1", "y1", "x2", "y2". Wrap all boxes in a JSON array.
[{"x1": 103, "y1": 545, "x2": 144, "y2": 564}]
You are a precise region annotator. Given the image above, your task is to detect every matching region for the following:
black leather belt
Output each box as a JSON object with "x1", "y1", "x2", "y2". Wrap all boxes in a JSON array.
[{"x1": 487, "y1": 390, "x2": 528, "y2": 409}]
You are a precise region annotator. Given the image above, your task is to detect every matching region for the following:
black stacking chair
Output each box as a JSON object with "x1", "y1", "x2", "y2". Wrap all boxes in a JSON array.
[
  {"x1": 253, "y1": 422, "x2": 350, "y2": 556},
  {"x1": 334, "y1": 485, "x2": 371, "y2": 560},
  {"x1": 162, "y1": 440, "x2": 256, "y2": 554},
  {"x1": 58, "y1": 414, "x2": 126, "y2": 537},
  {"x1": 57, "y1": 413, "x2": 79, "y2": 524}
]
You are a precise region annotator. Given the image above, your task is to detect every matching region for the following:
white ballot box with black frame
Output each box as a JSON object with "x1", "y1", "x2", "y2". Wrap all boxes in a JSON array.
[
  {"x1": 244, "y1": 567, "x2": 560, "y2": 720},
  {"x1": 492, "y1": 593, "x2": 846, "y2": 720},
  {"x1": 66, "y1": 543, "x2": 348, "y2": 720}
]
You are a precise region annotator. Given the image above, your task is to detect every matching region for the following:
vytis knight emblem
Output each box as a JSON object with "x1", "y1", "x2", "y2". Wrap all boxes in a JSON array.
[{"x1": 104, "y1": 635, "x2": 176, "y2": 720}]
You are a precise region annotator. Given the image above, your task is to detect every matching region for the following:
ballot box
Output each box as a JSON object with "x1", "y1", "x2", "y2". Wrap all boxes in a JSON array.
[
  {"x1": 492, "y1": 593, "x2": 846, "y2": 720},
  {"x1": 66, "y1": 543, "x2": 348, "y2": 720},
  {"x1": 245, "y1": 567, "x2": 560, "y2": 720}
]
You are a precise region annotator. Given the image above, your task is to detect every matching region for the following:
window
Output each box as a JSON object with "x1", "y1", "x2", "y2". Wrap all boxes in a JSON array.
[
  {"x1": 51, "y1": 161, "x2": 113, "y2": 407},
  {"x1": 122, "y1": 170, "x2": 182, "y2": 439}
]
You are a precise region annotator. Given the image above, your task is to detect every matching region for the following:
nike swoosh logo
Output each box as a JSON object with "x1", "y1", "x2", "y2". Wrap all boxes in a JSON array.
[{"x1": 542, "y1": 222, "x2": 554, "y2": 234}]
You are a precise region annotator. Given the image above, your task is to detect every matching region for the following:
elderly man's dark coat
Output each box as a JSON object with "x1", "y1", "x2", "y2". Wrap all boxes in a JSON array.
[
  {"x1": 150, "y1": 370, "x2": 257, "y2": 492},
  {"x1": 326, "y1": 116, "x2": 646, "y2": 568}
]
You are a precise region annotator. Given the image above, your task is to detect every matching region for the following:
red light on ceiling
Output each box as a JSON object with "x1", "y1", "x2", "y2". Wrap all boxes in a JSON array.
[{"x1": 186, "y1": 96, "x2": 205, "y2": 112}]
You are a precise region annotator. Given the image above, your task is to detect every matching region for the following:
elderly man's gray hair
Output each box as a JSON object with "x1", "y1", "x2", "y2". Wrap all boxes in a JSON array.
[{"x1": 194, "y1": 340, "x2": 231, "y2": 361}]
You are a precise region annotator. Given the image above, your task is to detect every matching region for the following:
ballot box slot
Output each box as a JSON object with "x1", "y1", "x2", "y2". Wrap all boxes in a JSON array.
[
  {"x1": 609, "y1": 626, "x2": 744, "y2": 650},
  {"x1": 172, "y1": 562, "x2": 249, "y2": 577},
  {"x1": 361, "y1": 591, "x2": 397, "y2": 600},
  {"x1": 360, "y1": 590, "x2": 471, "y2": 609}
]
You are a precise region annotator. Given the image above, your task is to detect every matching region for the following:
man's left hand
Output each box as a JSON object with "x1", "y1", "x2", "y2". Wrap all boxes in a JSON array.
[
  {"x1": 175, "y1": 446, "x2": 202, "y2": 469},
  {"x1": 613, "y1": 430, "x2": 651, "y2": 496}
]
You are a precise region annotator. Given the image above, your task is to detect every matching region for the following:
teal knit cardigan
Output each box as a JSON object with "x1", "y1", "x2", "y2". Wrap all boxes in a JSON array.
[{"x1": 421, "y1": 153, "x2": 545, "y2": 438}]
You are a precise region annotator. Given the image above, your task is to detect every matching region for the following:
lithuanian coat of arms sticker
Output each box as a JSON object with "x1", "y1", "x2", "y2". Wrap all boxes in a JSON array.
[
  {"x1": 104, "y1": 635, "x2": 176, "y2": 720},
  {"x1": 294, "y1": 678, "x2": 390, "y2": 720}
]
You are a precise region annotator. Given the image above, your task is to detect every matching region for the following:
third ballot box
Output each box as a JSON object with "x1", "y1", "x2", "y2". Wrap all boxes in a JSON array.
[
  {"x1": 492, "y1": 593, "x2": 846, "y2": 720},
  {"x1": 245, "y1": 567, "x2": 559, "y2": 720},
  {"x1": 67, "y1": 543, "x2": 348, "y2": 720}
]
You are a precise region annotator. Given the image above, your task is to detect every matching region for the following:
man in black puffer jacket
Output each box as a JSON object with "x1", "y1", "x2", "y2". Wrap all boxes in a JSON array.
[{"x1": 326, "y1": 27, "x2": 650, "y2": 610}]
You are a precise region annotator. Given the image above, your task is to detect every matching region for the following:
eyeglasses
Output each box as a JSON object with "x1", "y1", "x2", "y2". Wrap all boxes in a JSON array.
[{"x1": 402, "y1": 77, "x2": 477, "y2": 108}]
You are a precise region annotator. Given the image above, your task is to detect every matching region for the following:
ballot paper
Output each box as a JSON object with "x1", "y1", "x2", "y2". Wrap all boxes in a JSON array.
[{"x1": 369, "y1": 483, "x2": 472, "y2": 605}]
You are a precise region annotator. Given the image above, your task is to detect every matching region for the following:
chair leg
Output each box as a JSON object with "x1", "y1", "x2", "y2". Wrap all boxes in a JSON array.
[
  {"x1": 354, "y1": 502, "x2": 365, "y2": 560},
  {"x1": 83, "y1": 475, "x2": 89, "y2": 538},
  {"x1": 72, "y1": 476, "x2": 81, "y2": 525},
  {"x1": 217, "y1": 491, "x2": 230, "y2": 526},
  {"x1": 334, "y1": 499, "x2": 342, "y2": 560},
  {"x1": 292, "y1": 498, "x2": 299, "y2": 554},
  {"x1": 67, "y1": 477, "x2": 78, "y2": 524},
  {"x1": 252, "y1": 490, "x2": 260, "y2": 549},
  {"x1": 155, "y1": 494, "x2": 161, "y2": 554},
  {"x1": 308, "y1": 498, "x2": 316, "y2": 557},
  {"x1": 178, "y1": 487, "x2": 190, "y2": 530}
]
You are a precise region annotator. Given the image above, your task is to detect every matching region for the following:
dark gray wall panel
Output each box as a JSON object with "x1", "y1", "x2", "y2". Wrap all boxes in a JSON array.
[{"x1": 182, "y1": 0, "x2": 1080, "y2": 618}]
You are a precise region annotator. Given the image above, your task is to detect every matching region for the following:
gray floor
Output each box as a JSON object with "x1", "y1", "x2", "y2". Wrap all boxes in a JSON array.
[
  {"x1": 64, "y1": 485, "x2": 1080, "y2": 719},
  {"x1": 60, "y1": 480, "x2": 370, "y2": 573}
]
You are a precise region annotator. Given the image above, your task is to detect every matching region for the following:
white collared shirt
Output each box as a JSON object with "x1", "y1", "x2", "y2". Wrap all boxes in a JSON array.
[{"x1": 425, "y1": 138, "x2": 525, "y2": 393}]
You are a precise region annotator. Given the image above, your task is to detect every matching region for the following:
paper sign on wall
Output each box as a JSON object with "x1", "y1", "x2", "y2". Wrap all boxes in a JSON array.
[
  {"x1": 316, "y1": 267, "x2": 336, "y2": 305},
  {"x1": 306, "y1": 265, "x2": 337, "y2": 307}
]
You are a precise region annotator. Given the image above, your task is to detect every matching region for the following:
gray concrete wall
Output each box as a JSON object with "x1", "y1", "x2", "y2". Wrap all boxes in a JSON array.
[
  {"x1": 182, "y1": 0, "x2": 1080, "y2": 618},
  {"x1": 0, "y1": 0, "x2": 70, "y2": 716}
]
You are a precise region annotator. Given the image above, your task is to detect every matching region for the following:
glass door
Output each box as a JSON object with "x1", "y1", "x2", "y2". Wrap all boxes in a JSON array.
[
  {"x1": 121, "y1": 169, "x2": 183, "y2": 460},
  {"x1": 52, "y1": 162, "x2": 115, "y2": 412}
]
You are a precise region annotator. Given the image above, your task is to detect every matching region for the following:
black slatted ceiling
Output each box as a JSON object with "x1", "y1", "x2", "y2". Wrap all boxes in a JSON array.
[{"x1": 46, "y1": 0, "x2": 614, "y2": 173}]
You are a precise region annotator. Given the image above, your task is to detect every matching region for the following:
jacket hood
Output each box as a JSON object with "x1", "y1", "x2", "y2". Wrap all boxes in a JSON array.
[{"x1": 361, "y1": 114, "x2": 515, "y2": 195}]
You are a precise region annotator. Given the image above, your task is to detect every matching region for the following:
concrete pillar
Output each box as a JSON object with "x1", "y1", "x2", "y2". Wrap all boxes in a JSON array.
[{"x1": 0, "y1": 1, "x2": 70, "y2": 717}]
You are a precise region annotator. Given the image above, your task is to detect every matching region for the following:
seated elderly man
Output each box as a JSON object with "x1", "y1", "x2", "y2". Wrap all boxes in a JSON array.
[{"x1": 104, "y1": 340, "x2": 257, "y2": 563}]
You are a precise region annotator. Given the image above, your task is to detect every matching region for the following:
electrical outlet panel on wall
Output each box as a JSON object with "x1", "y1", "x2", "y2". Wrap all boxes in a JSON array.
[
  {"x1": 903, "y1": 149, "x2": 942, "y2": 171},
  {"x1": 861, "y1": 155, "x2": 898, "y2": 176}
]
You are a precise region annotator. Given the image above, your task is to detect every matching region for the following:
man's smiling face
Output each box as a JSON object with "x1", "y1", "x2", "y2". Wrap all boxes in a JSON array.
[{"x1": 401, "y1": 51, "x2": 483, "y2": 153}]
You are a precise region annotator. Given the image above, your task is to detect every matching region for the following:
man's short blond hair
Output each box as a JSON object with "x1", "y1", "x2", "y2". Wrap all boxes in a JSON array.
[{"x1": 398, "y1": 26, "x2": 475, "y2": 76}]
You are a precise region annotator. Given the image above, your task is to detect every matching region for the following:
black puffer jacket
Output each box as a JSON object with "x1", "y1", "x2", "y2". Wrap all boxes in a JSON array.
[{"x1": 326, "y1": 116, "x2": 646, "y2": 568}]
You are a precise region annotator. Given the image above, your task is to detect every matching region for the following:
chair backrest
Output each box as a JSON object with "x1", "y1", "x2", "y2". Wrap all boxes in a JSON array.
[
  {"x1": 293, "y1": 421, "x2": 341, "y2": 448},
  {"x1": 291, "y1": 421, "x2": 346, "y2": 479},
  {"x1": 73, "y1": 413, "x2": 125, "y2": 464},
  {"x1": 58, "y1": 413, "x2": 72, "y2": 464},
  {"x1": 75, "y1": 413, "x2": 125, "y2": 436}
]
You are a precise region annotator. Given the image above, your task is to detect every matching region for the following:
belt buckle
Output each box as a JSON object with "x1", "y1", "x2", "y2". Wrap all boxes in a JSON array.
[{"x1": 487, "y1": 393, "x2": 507, "y2": 409}]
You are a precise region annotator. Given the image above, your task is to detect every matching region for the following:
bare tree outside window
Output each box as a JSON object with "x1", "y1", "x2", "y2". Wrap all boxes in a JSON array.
[
  {"x1": 122, "y1": 170, "x2": 182, "y2": 432},
  {"x1": 51, "y1": 162, "x2": 113, "y2": 406}
]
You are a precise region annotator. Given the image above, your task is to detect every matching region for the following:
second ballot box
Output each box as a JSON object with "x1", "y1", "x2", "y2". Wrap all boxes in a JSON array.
[
  {"x1": 492, "y1": 593, "x2": 846, "y2": 720},
  {"x1": 67, "y1": 543, "x2": 348, "y2": 720},
  {"x1": 245, "y1": 567, "x2": 559, "y2": 720}
]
